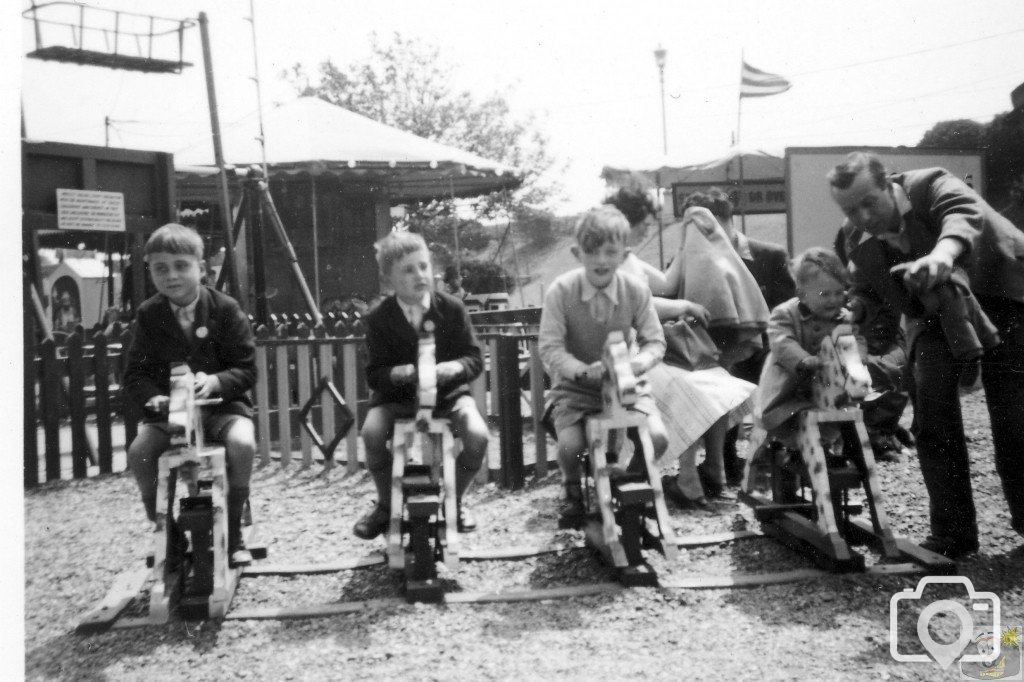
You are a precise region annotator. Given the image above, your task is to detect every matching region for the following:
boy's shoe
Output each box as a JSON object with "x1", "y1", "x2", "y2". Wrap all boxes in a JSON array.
[
  {"x1": 893, "y1": 425, "x2": 915, "y2": 449},
  {"x1": 661, "y1": 475, "x2": 708, "y2": 510},
  {"x1": 870, "y1": 434, "x2": 902, "y2": 463},
  {"x1": 724, "y1": 457, "x2": 747, "y2": 487},
  {"x1": 456, "y1": 504, "x2": 477, "y2": 533},
  {"x1": 353, "y1": 505, "x2": 391, "y2": 540},
  {"x1": 558, "y1": 486, "x2": 586, "y2": 529},
  {"x1": 920, "y1": 534, "x2": 979, "y2": 559}
]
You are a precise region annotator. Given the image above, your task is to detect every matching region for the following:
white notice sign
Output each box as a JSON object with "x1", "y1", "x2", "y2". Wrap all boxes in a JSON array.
[{"x1": 56, "y1": 189, "x2": 126, "y2": 232}]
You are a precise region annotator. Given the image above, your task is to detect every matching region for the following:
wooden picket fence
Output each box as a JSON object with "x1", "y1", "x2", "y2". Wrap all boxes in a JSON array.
[{"x1": 24, "y1": 308, "x2": 553, "y2": 490}]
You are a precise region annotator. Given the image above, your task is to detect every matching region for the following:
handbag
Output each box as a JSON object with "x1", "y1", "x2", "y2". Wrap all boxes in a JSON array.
[{"x1": 662, "y1": 315, "x2": 721, "y2": 371}]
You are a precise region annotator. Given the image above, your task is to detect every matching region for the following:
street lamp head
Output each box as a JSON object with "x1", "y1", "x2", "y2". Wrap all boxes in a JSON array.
[{"x1": 654, "y1": 45, "x2": 667, "y2": 70}]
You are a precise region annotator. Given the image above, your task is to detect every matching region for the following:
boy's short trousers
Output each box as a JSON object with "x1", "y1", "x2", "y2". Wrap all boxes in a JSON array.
[
  {"x1": 367, "y1": 395, "x2": 482, "y2": 438},
  {"x1": 146, "y1": 411, "x2": 250, "y2": 443}
]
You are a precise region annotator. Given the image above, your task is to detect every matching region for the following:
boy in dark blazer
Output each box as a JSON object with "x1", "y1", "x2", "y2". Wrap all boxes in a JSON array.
[
  {"x1": 353, "y1": 231, "x2": 489, "y2": 540},
  {"x1": 123, "y1": 224, "x2": 257, "y2": 567}
]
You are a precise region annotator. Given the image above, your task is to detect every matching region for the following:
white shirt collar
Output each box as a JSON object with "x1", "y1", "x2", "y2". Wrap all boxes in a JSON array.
[
  {"x1": 580, "y1": 271, "x2": 619, "y2": 305},
  {"x1": 398, "y1": 292, "x2": 430, "y2": 313},
  {"x1": 172, "y1": 294, "x2": 199, "y2": 315},
  {"x1": 892, "y1": 182, "x2": 913, "y2": 228}
]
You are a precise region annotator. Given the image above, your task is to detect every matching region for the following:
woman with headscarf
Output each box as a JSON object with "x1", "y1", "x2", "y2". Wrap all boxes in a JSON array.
[{"x1": 606, "y1": 189, "x2": 766, "y2": 507}]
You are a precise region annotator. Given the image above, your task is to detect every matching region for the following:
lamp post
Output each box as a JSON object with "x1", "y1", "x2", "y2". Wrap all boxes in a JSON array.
[
  {"x1": 653, "y1": 46, "x2": 667, "y2": 268},
  {"x1": 654, "y1": 46, "x2": 667, "y2": 155}
]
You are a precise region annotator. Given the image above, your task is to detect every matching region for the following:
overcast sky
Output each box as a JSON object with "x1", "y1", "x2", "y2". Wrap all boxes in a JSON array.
[{"x1": 16, "y1": 0, "x2": 1024, "y2": 213}]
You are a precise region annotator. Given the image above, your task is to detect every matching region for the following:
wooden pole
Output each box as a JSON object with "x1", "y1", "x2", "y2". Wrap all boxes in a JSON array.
[
  {"x1": 198, "y1": 12, "x2": 243, "y2": 305},
  {"x1": 245, "y1": 173, "x2": 270, "y2": 327},
  {"x1": 258, "y1": 177, "x2": 323, "y2": 326}
]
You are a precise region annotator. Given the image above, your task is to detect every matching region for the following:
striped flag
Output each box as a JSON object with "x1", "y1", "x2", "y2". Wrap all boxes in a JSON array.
[{"x1": 740, "y1": 61, "x2": 791, "y2": 98}]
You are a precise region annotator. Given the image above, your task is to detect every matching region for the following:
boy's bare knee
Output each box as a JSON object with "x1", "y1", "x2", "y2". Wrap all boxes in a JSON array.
[{"x1": 222, "y1": 418, "x2": 257, "y2": 456}]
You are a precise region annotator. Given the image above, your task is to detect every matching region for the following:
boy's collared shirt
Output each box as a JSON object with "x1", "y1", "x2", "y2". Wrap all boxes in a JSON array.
[
  {"x1": 172, "y1": 294, "x2": 200, "y2": 337},
  {"x1": 398, "y1": 292, "x2": 431, "y2": 330},
  {"x1": 580, "y1": 272, "x2": 619, "y2": 324}
]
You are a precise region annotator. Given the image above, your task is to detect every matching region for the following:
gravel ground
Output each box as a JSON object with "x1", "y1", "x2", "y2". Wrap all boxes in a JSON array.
[{"x1": 25, "y1": 391, "x2": 1024, "y2": 681}]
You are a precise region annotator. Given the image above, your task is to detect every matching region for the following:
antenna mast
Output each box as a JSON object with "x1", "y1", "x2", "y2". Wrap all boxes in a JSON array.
[{"x1": 245, "y1": 0, "x2": 270, "y2": 177}]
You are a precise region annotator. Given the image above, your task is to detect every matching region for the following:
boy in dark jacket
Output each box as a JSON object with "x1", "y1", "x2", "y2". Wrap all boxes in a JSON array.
[
  {"x1": 123, "y1": 223, "x2": 257, "y2": 566},
  {"x1": 353, "y1": 231, "x2": 488, "y2": 540}
]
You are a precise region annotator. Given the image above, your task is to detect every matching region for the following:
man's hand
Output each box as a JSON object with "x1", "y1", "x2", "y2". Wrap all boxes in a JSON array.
[
  {"x1": 390, "y1": 364, "x2": 416, "y2": 385},
  {"x1": 681, "y1": 301, "x2": 711, "y2": 327},
  {"x1": 899, "y1": 238, "x2": 962, "y2": 292},
  {"x1": 576, "y1": 362, "x2": 604, "y2": 389},
  {"x1": 193, "y1": 372, "x2": 221, "y2": 399},
  {"x1": 902, "y1": 252, "x2": 954, "y2": 292},
  {"x1": 435, "y1": 360, "x2": 463, "y2": 383}
]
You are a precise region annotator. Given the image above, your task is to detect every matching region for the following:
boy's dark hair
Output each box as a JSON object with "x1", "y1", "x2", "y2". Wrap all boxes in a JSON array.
[
  {"x1": 827, "y1": 151, "x2": 888, "y2": 190},
  {"x1": 604, "y1": 187, "x2": 657, "y2": 227},
  {"x1": 375, "y1": 230, "x2": 429, "y2": 276},
  {"x1": 682, "y1": 187, "x2": 732, "y2": 223},
  {"x1": 144, "y1": 223, "x2": 205, "y2": 259},
  {"x1": 575, "y1": 206, "x2": 631, "y2": 253},
  {"x1": 791, "y1": 246, "x2": 850, "y2": 288}
]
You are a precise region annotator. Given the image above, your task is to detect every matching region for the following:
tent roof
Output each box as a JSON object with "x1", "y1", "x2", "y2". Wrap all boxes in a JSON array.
[
  {"x1": 176, "y1": 96, "x2": 521, "y2": 201},
  {"x1": 601, "y1": 148, "x2": 784, "y2": 187}
]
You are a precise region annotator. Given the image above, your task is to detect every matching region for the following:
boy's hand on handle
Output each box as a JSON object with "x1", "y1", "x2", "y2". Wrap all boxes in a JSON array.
[
  {"x1": 435, "y1": 360, "x2": 463, "y2": 383},
  {"x1": 193, "y1": 372, "x2": 220, "y2": 399},
  {"x1": 144, "y1": 395, "x2": 170, "y2": 415},
  {"x1": 390, "y1": 364, "x2": 417, "y2": 385},
  {"x1": 575, "y1": 361, "x2": 605, "y2": 389},
  {"x1": 629, "y1": 353, "x2": 653, "y2": 377}
]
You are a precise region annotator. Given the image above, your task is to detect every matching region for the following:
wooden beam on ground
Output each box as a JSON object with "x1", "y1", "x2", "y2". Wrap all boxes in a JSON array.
[{"x1": 75, "y1": 567, "x2": 150, "y2": 634}]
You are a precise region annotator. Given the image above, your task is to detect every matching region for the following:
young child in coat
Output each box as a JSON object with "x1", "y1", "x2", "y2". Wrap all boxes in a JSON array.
[
  {"x1": 353, "y1": 231, "x2": 489, "y2": 540},
  {"x1": 538, "y1": 206, "x2": 669, "y2": 526},
  {"x1": 755, "y1": 247, "x2": 860, "y2": 447},
  {"x1": 123, "y1": 223, "x2": 257, "y2": 567}
]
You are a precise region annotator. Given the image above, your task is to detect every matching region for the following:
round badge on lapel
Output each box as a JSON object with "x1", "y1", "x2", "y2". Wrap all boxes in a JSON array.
[
  {"x1": 195, "y1": 326, "x2": 209, "y2": 339},
  {"x1": 423, "y1": 320, "x2": 435, "y2": 333}
]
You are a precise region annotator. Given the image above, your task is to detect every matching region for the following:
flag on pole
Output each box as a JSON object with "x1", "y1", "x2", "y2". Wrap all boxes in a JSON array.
[{"x1": 740, "y1": 61, "x2": 791, "y2": 98}]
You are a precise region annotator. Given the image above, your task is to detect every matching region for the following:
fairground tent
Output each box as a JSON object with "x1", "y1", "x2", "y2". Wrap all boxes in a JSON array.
[
  {"x1": 175, "y1": 95, "x2": 521, "y2": 200},
  {"x1": 600, "y1": 147, "x2": 783, "y2": 188}
]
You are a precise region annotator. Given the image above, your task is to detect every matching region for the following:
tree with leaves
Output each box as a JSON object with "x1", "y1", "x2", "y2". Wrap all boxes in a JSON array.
[
  {"x1": 284, "y1": 32, "x2": 562, "y2": 214},
  {"x1": 284, "y1": 32, "x2": 564, "y2": 294},
  {"x1": 917, "y1": 112, "x2": 1024, "y2": 220},
  {"x1": 917, "y1": 119, "x2": 985, "y2": 150}
]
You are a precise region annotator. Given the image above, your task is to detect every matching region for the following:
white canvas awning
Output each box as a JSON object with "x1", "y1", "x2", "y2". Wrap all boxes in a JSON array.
[{"x1": 176, "y1": 96, "x2": 521, "y2": 201}]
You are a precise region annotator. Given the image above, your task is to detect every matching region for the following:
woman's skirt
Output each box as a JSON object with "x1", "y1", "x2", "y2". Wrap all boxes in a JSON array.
[{"x1": 648, "y1": 362, "x2": 755, "y2": 455}]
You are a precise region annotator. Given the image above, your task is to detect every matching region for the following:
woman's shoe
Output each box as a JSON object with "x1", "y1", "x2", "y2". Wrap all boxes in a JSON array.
[
  {"x1": 661, "y1": 475, "x2": 708, "y2": 509},
  {"x1": 696, "y1": 462, "x2": 724, "y2": 498}
]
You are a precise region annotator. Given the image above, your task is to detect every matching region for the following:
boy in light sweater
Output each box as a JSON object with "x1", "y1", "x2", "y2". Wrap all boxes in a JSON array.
[{"x1": 538, "y1": 206, "x2": 668, "y2": 526}]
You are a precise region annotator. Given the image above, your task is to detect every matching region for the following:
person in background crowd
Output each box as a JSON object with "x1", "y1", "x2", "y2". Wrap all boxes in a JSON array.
[{"x1": 681, "y1": 188, "x2": 796, "y2": 486}]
